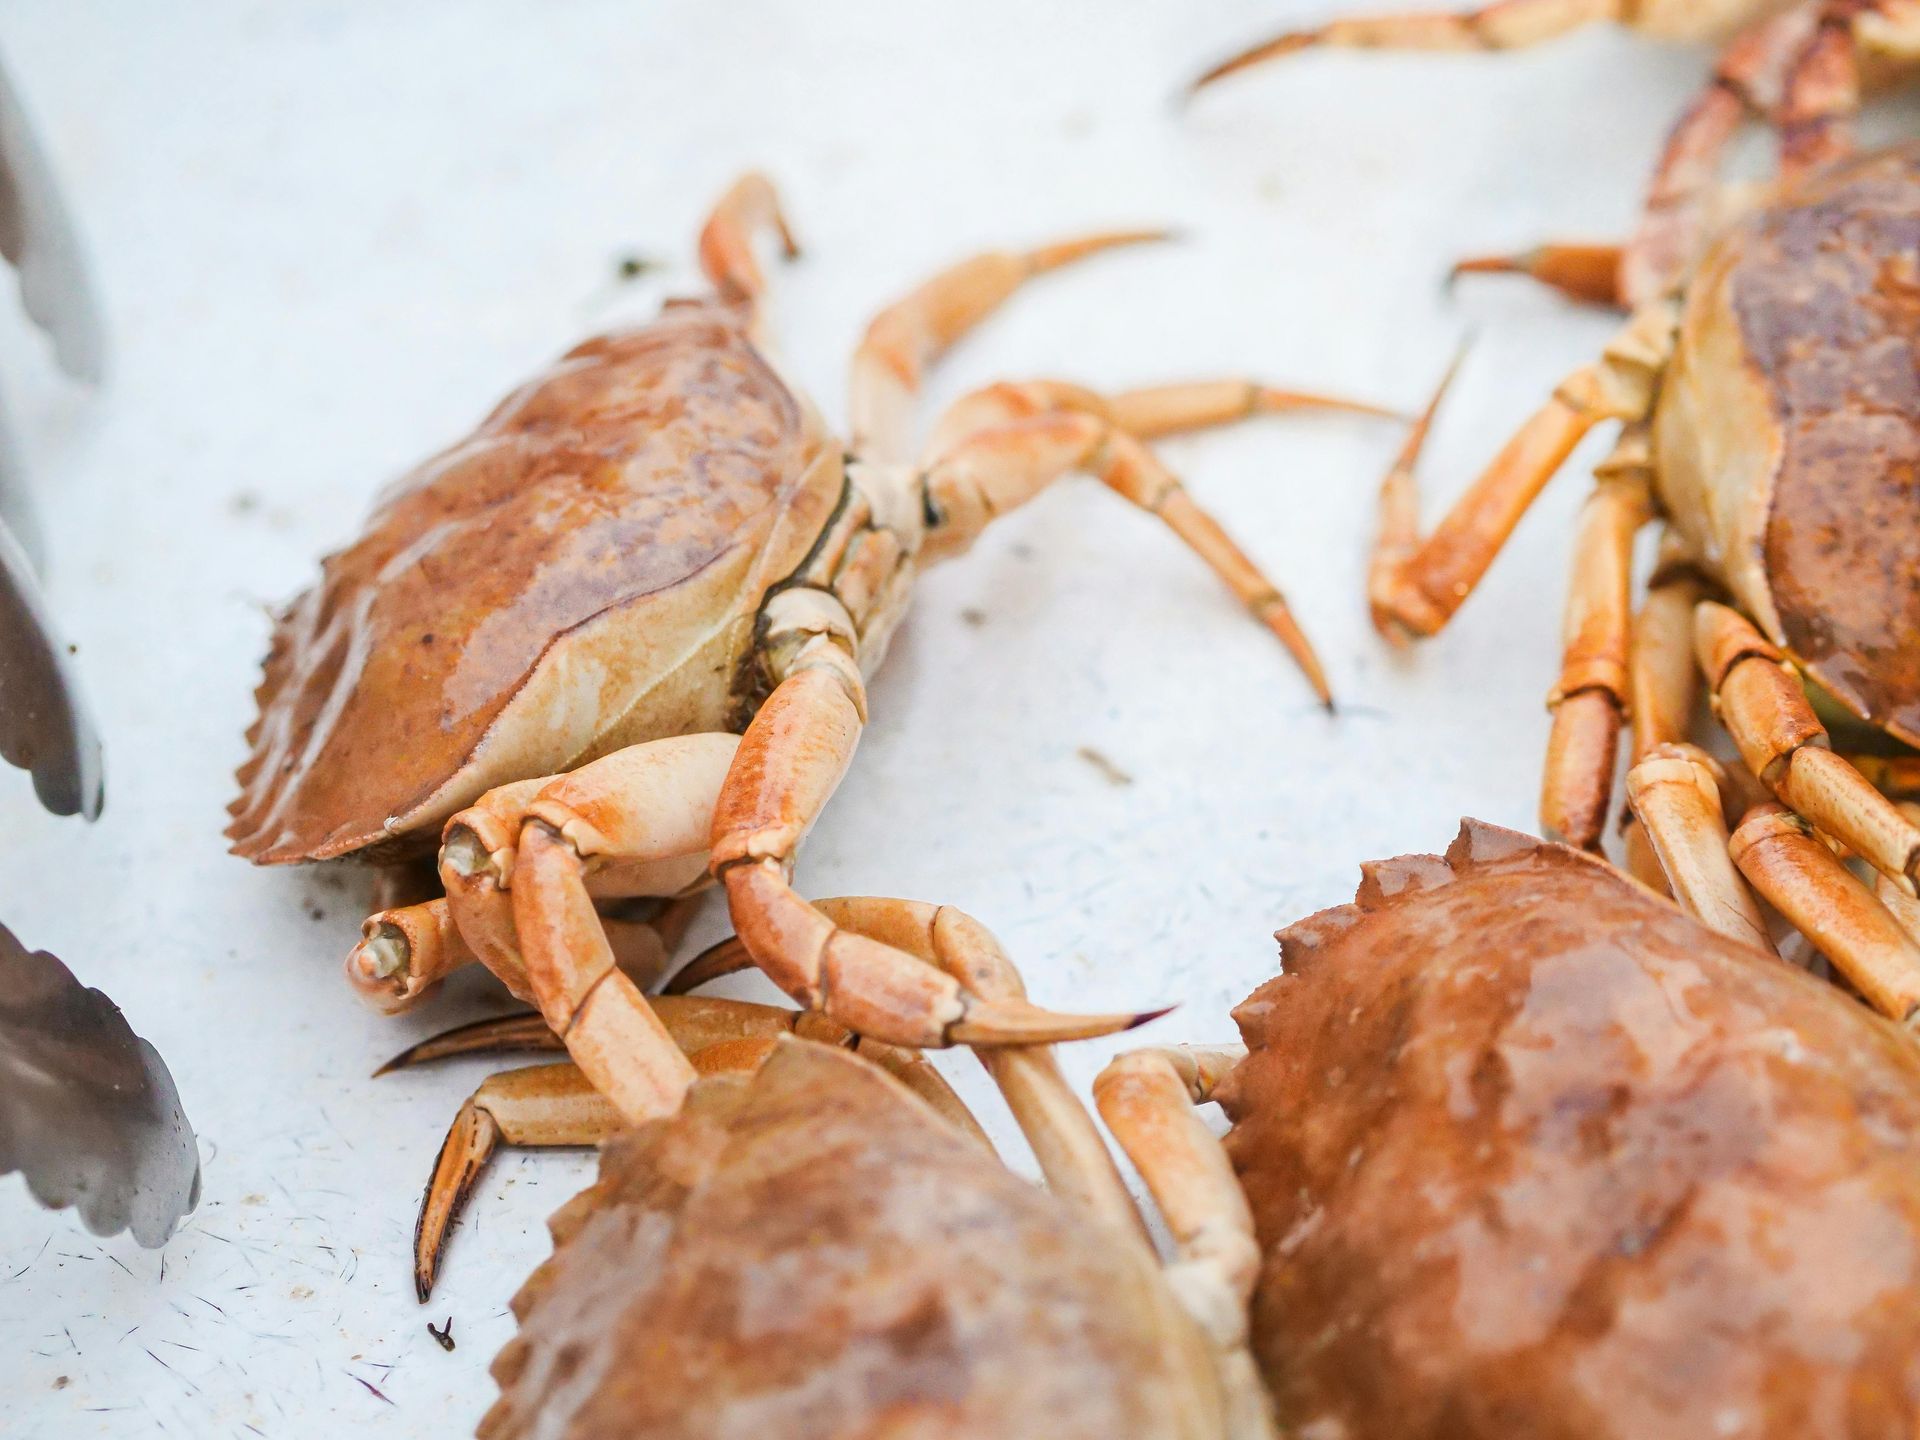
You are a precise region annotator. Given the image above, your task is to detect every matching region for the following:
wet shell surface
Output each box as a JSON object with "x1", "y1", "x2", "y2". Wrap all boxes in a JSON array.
[
  {"x1": 1220, "y1": 820, "x2": 1920, "y2": 1439},
  {"x1": 483, "y1": 1038, "x2": 1223, "y2": 1440},
  {"x1": 1656, "y1": 143, "x2": 1920, "y2": 743},
  {"x1": 229, "y1": 301, "x2": 839, "y2": 864}
]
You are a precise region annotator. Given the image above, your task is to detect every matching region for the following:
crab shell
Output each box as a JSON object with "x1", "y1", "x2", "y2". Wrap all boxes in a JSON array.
[
  {"x1": 1652, "y1": 142, "x2": 1920, "y2": 746},
  {"x1": 481, "y1": 1037, "x2": 1226, "y2": 1440},
  {"x1": 1219, "y1": 820, "x2": 1920, "y2": 1438},
  {"x1": 228, "y1": 301, "x2": 843, "y2": 865}
]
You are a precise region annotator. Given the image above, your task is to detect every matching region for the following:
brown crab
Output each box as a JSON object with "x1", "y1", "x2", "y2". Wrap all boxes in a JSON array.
[
  {"x1": 401, "y1": 909, "x2": 1275, "y2": 1437},
  {"x1": 229, "y1": 174, "x2": 1392, "y2": 1136},
  {"x1": 1350, "y1": 137, "x2": 1920, "y2": 1020},
  {"x1": 1097, "y1": 820, "x2": 1920, "y2": 1439},
  {"x1": 1191, "y1": 1, "x2": 1920, "y2": 310}
]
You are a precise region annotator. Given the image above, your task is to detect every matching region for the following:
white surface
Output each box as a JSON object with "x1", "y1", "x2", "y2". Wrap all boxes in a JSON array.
[{"x1": 0, "y1": 3, "x2": 1724, "y2": 1435}]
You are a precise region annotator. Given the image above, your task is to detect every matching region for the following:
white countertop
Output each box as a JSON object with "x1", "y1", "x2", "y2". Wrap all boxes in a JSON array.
[{"x1": 0, "y1": 3, "x2": 1726, "y2": 1435}]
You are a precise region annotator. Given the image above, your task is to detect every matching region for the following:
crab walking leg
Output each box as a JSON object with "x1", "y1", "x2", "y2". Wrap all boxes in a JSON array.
[
  {"x1": 782, "y1": 894, "x2": 1152, "y2": 1241},
  {"x1": 1618, "y1": 555, "x2": 1710, "y2": 888},
  {"x1": 921, "y1": 411, "x2": 1337, "y2": 704},
  {"x1": 1697, "y1": 602, "x2": 1920, "y2": 893},
  {"x1": 1623, "y1": 7, "x2": 1819, "y2": 303},
  {"x1": 1188, "y1": 0, "x2": 1619, "y2": 93},
  {"x1": 1731, "y1": 804, "x2": 1920, "y2": 1026},
  {"x1": 1096, "y1": 1047, "x2": 1278, "y2": 1440},
  {"x1": 1540, "y1": 442, "x2": 1653, "y2": 850},
  {"x1": 1107, "y1": 380, "x2": 1403, "y2": 436},
  {"x1": 1626, "y1": 745, "x2": 1775, "y2": 952},
  {"x1": 406, "y1": 995, "x2": 985, "y2": 1299},
  {"x1": 1368, "y1": 302, "x2": 1674, "y2": 642},
  {"x1": 848, "y1": 229, "x2": 1170, "y2": 465},
  {"x1": 1880, "y1": 805, "x2": 1920, "y2": 947},
  {"x1": 709, "y1": 634, "x2": 1149, "y2": 1047},
  {"x1": 1780, "y1": 7, "x2": 1863, "y2": 174},
  {"x1": 920, "y1": 378, "x2": 1400, "y2": 462},
  {"x1": 695, "y1": 171, "x2": 800, "y2": 313},
  {"x1": 1450, "y1": 243, "x2": 1627, "y2": 308},
  {"x1": 413, "y1": 1062, "x2": 616, "y2": 1300}
]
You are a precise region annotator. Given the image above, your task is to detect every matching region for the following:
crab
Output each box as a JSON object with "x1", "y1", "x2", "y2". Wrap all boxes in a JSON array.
[
  {"x1": 1350, "y1": 137, "x2": 1920, "y2": 1018},
  {"x1": 1190, "y1": 1, "x2": 1920, "y2": 310},
  {"x1": 229, "y1": 173, "x2": 1394, "y2": 1136},
  {"x1": 395, "y1": 907, "x2": 1276, "y2": 1438},
  {"x1": 1096, "y1": 819, "x2": 1920, "y2": 1439}
]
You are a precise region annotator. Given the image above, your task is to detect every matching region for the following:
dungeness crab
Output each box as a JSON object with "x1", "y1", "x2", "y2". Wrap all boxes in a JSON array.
[{"x1": 230, "y1": 175, "x2": 1391, "y2": 1133}]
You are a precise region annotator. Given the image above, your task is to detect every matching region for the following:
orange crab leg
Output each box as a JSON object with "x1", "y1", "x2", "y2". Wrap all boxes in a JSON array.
[
  {"x1": 1096, "y1": 1046, "x2": 1278, "y2": 1438},
  {"x1": 401, "y1": 994, "x2": 987, "y2": 1300},
  {"x1": 1451, "y1": 243, "x2": 1627, "y2": 308},
  {"x1": 1616, "y1": 550, "x2": 1710, "y2": 889},
  {"x1": 675, "y1": 894, "x2": 1152, "y2": 1242},
  {"x1": 1540, "y1": 440, "x2": 1653, "y2": 850},
  {"x1": 1731, "y1": 804, "x2": 1920, "y2": 1025},
  {"x1": 696, "y1": 171, "x2": 800, "y2": 312},
  {"x1": 1188, "y1": 0, "x2": 1619, "y2": 93},
  {"x1": 921, "y1": 377, "x2": 1399, "y2": 459},
  {"x1": 848, "y1": 229, "x2": 1171, "y2": 465},
  {"x1": 1697, "y1": 602, "x2": 1920, "y2": 894},
  {"x1": 921, "y1": 407, "x2": 1336, "y2": 705},
  {"x1": 708, "y1": 643, "x2": 1153, "y2": 1049},
  {"x1": 1626, "y1": 744, "x2": 1775, "y2": 953},
  {"x1": 1367, "y1": 303, "x2": 1674, "y2": 644}
]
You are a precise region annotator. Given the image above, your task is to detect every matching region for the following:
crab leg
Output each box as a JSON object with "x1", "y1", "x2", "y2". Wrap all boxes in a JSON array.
[
  {"x1": 1697, "y1": 602, "x2": 1920, "y2": 894},
  {"x1": 1779, "y1": 6, "x2": 1863, "y2": 174},
  {"x1": 921, "y1": 407, "x2": 1337, "y2": 704},
  {"x1": 420, "y1": 735, "x2": 736, "y2": 1123},
  {"x1": 1618, "y1": 551, "x2": 1710, "y2": 888},
  {"x1": 679, "y1": 894, "x2": 1154, "y2": 1242},
  {"x1": 709, "y1": 630, "x2": 1152, "y2": 1049},
  {"x1": 347, "y1": 897, "x2": 680, "y2": 1015},
  {"x1": 1450, "y1": 243, "x2": 1627, "y2": 308},
  {"x1": 696, "y1": 171, "x2": 800, "y2": 316},
  {"x1": 1188, "y1": 0, "x2": 1619, "y2": 93},
  {"x1": 1623, "y1": 7, "x2": 1820, "y2": 303},
  {"x1": 848, "y1": 229, "x2": 1170, "y2": 465},
  {"x1": 1095, "y1": 1046, "x2": 1277, "y2": 1440},
  {"x1": 1626, "y1": 744, "x2": 1775, "y2": 953},
  {"x1": 1368, "y1": 302, "x2": 1674, "y2": 643},
  {"x1": 1540, "y1": 439, "x2": 1653, "y2": 850},
  {"x1": 1730, "y1": 803, "x2": 1920, "y2": 1026},
  {"x1": 404, "y1": 994, "x2": 985, "y2": 1299}
]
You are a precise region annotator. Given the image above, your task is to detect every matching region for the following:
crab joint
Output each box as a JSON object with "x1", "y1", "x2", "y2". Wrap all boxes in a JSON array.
[
  {"x1": 1699, "y1": 602, "x2": 1920, "y2": 893},
  {"x1": 1730, "y1": 805, "x2": 1920, "y2": 1028}
]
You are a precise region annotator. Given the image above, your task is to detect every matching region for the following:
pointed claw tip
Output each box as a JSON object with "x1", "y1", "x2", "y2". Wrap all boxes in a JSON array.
[{"x1": 1126, "y1": 1004, "x2": 1177, "y2": 1032}]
